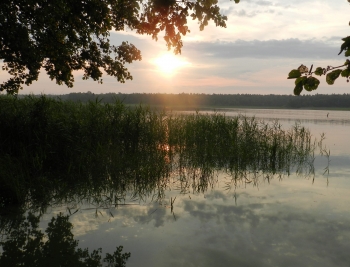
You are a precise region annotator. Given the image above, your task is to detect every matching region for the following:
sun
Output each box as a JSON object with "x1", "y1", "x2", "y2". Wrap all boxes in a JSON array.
[{"x1": 153, "y1": 53, "x2": 190, "y2": 74}]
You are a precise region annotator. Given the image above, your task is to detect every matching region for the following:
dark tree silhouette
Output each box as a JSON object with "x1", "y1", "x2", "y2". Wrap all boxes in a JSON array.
[
  {"x1": 0, "y1": 0, "x2": 239, "y2": 94},
  {"x1": 0, "y1": 213, "x2": 130, "y2": 267}
]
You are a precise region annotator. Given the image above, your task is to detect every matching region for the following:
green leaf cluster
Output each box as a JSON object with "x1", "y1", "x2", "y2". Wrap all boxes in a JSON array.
[
  {"x1": 289, "y1": 28, "x2": 350, "y2": 94},
  {"x1": 293, "y1": 76, "x2": 320, "y2": 95}
]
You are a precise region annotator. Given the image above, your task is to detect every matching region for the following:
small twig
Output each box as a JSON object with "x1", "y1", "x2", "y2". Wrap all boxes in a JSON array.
[
  {"x1": 308, "y1": 64, "x2": 313, "y2": 75},
  {"x1": 305, "y1": 62, "x2": 349, "y2": 77}
]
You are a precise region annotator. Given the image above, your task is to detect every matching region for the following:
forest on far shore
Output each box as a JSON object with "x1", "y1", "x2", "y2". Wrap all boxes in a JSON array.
[{"x1": 41, "y1": 93, "x2": 350, "y2": 109}]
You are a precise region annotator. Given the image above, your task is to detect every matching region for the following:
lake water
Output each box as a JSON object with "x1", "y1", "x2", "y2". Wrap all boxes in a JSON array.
[{"x1": 5, "y1": 109, "x2": 350, "y2": 267}]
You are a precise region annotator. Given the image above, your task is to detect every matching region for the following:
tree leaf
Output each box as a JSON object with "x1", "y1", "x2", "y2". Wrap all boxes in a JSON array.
[
  {"x1": 338, "y1": 36, "x2": 350, "y2": 55},
  {"x1": 304, "y1": 77, "x2": 320, "y2": 91},
  {"x1": 298, "y1": 64, "x2": 308, "y2": 74},
  {"x1": 341, "y1": 69, "x2": 350, "y2": 78},
  {"x1": 293, "y1": 83, "x2": 303, "y2": 96},
  {"x1": 288, "y1": 69, "x2": 301, "y2": 79},
  {"x1": 326, "y1": 69, "x2": 342, "y2": 85},
  {"x1": 314, "y1": 67, "x2": 323, "y2": 76},
  {"x1": 295, "y1": 76, "x2": 307, "y2": 85}
]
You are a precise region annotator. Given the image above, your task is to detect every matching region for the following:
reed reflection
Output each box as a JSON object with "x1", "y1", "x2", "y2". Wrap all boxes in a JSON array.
[{"x1": 0, "y1": 96, "x2": 325, "y2": 259}]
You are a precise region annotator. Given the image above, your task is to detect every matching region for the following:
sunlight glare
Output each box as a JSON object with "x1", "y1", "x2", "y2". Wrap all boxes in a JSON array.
[{"x1": 153, "y1": 54, "x2": 190, "y2": 74}]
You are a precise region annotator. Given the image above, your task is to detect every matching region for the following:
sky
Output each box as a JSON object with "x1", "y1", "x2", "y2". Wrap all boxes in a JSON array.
[{"x1": 2, "y1": 0, "x2": 350, "y2": 95}]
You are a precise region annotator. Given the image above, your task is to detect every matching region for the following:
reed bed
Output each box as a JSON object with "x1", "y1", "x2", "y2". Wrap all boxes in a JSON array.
[
  {"x1": 0, "y1": 95, "x2": 318, "y2": 208},
  {"x1": 166, "y1": 112, "x2": 316, "y2": 194}
]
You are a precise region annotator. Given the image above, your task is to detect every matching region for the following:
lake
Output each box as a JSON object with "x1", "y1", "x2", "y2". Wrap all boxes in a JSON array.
[{"x1": 2, "y1": 108, "x2": 350, "y2": 267}]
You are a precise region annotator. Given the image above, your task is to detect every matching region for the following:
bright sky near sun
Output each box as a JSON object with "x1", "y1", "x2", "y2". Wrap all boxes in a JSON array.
[
  {"x1": 2, "y1": 0, "x2": 350, "y2": 95},
  {"x1": 153, "y1": 54, "x2": 190, "y2": 75}
]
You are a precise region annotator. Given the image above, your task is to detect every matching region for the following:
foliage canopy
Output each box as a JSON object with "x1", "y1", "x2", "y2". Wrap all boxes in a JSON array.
[{"x1": 0, "y1": 0, "x2": 239, "y2": 94}]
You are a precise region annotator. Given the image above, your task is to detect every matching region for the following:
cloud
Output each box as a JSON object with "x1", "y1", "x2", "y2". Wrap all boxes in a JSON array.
[
  {"x1": 226, "y1": 8, "x2": 275, "y2": 17},
  {"x1": 255, "y1": 0, "x2": 274, "y2": 6},
  {"x1": 175, "y1": 197, "x2": 350, "y2": 267},
  {"x1": 239, "y1": 0, "x2": 291, "y2": 8},
  {"x1": 225, "y1": 0, "x2": 273, "y2": 6},
  {"x1": 186, "y1": 38, "x2": 342, "y2": 59}
]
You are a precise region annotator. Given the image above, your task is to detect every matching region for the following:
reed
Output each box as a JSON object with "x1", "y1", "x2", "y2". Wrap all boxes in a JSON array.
[{"x1": 0, "y1": 95, "x2": 319, "y2": 208}]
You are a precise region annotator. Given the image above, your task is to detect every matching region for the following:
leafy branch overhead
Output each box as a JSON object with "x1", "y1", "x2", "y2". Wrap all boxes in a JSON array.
[
  {"x1": 288, "y1": 35, "x2": 350, "y2": 96},
  {"x1": 0, "y1": 0, "x2": 239, "y2": 95}
]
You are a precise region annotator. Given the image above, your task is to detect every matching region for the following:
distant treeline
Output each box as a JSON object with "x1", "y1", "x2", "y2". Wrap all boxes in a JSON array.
[{"x1": 48, "y1": 92, "x2": 350, "y2": 109}]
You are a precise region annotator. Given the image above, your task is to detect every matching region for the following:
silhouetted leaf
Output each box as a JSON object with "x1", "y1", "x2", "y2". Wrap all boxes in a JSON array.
[
  {"x1": 293, "y1": 83, "x2": 303, "y2": 95},
  {"x1": 288, "y1": 69, "x2": 301, "y2": 79},
  {"x1": 304, "y1": 77, "x2": 320, "y2": 91},
  {"x1": 338, "y1": 36, "x2": 350, "y2": 55},
  {"x1": 341, "y1": 69, "x2": 350, "y2": 77},
  {"x1": 326, "y1": 69, "x2": 342, "y2": 85},
  {"x1": 314, "y1": 67, "x2": 323, "y2": 76},
  {"x1": 298, "y1": 64, "x2": 309, "y2": 74},
  {"x1": 295, "y1": 76, "x2": 307, "y2": 85}
]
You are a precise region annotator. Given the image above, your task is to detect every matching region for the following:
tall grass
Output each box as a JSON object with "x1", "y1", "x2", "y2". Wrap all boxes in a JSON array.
[
  {"x1": 166, "y1": 112, "x2": 316, "y2": 193},
  {"x1": 0, "y1": 95, "x2": 319, "y2": 208}
]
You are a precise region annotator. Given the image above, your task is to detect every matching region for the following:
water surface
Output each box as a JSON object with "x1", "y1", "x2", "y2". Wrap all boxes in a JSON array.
[{"x1": 4, "y1": 109, "x2": 350, "y2": 267}]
